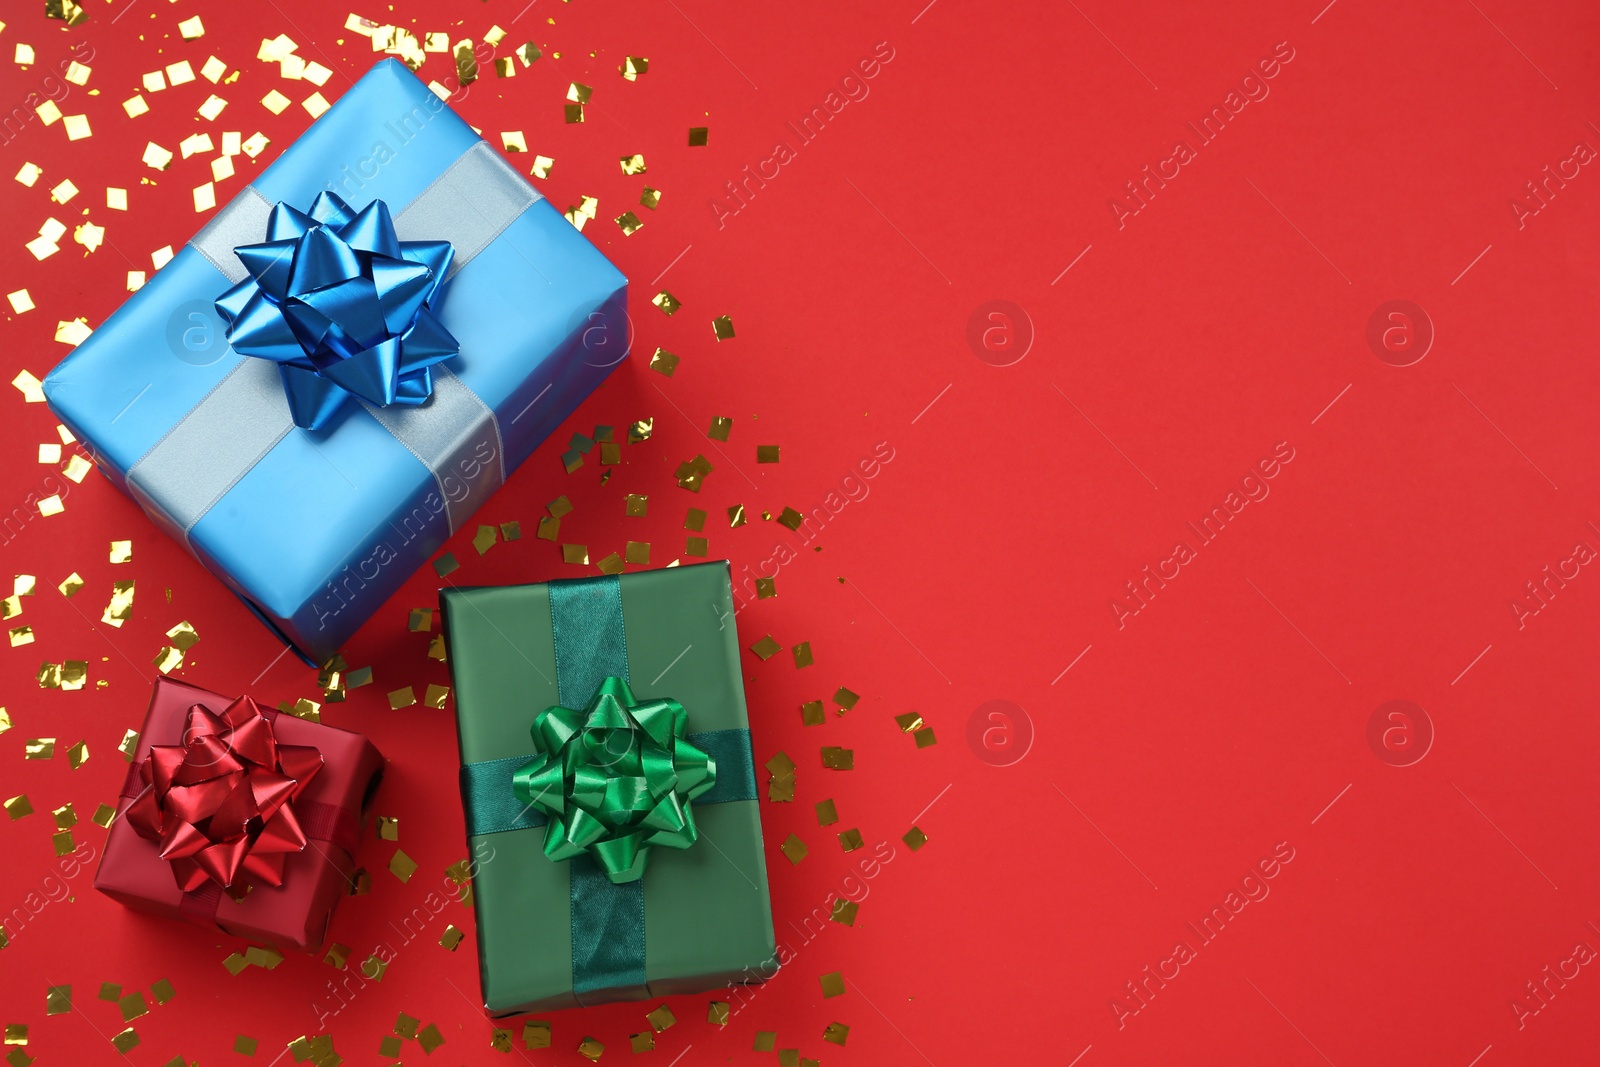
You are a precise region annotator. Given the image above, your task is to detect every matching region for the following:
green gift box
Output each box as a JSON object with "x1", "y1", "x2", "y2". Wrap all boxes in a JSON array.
[{"x1": 441, "y1": 561, "x2": 777, "y2": 1014}]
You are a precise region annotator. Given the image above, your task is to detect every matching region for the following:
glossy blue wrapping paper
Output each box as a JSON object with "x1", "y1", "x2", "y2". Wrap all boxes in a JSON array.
[{"x1": 43, "y1": 60, "x2": 628, "y2": 664}]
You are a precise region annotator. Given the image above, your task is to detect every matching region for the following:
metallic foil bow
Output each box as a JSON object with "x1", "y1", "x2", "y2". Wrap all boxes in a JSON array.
[
  {"x1": 214, "y1": 191, "x2": 458, "y2": 430},
  {"x1": 125, "y1": 696, "x2": 325, "y2": 892},
  {"x1": 512, "y1": 677, "x2": 716, "y2": 884}
]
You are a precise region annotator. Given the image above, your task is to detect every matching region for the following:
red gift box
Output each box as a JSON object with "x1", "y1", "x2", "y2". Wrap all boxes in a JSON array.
[{"x1": 94, "y1": 677, "x2": 384, "y2": 951}]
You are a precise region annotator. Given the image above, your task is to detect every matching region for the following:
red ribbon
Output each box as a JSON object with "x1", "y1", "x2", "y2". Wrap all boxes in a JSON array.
[{"x1": 123, "y1": 696, "x2": 324, "y2": 892}]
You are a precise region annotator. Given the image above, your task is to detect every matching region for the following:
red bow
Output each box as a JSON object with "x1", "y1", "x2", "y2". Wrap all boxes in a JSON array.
[{"x1": 125, "y1": 697, "x2": 324, "y2": 892}]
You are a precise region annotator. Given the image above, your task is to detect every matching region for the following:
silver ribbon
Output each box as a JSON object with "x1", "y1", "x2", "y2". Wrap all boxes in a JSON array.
[{"x1": 128, "y1": 140, "x2": 538, "y2": 539}]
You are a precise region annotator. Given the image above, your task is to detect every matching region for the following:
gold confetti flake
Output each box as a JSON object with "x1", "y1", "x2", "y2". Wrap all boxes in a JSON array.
[
  {"x1": 15, "y1": 163, "x2": 43, "y2": 188},
  {"x1": 914, "y1": 727, "x2": 937, "y2": 748},
  {"x1": 728, "y1": 504, "x2": 747, "y2": 528},
  {"x1": 389, "y1": 850, "x2": 418, "y2": 882},
  {"x1": 4, "y1": 796, "x2": 31, "y2": 819},
  {"x1": 835, "y1": 687, "x2": 861, "y2": 711},
  {"x1": 619, "y1": 153, "x2": 647, "y2": 176},
  {"x1": 473, "y1": 524, "x2": 498, "y2": 555},
  {"x1": 537, "y1": 516, "x2": 561, "y2": 541},
  {"x1": 0, "y1": 706, "x2": 10, "y2": 732},
  {"x1": 646, "y1": 1005, "x2": 676, "y2": 1032},
  {"x1": 501, "y1": 521, "x2": 522, "y2": 541},
  {"x1": 37, "y1": 665, "x2": 60, "y2": 690},
  {"x1": 894, "y1": 711, "x2": 924, "y2": 733},
  {"x1": 530, "y1": 155, "x2": 555, "y2": 179},
  {"x1": 578, "y1": 1036, "x2": 604, "y2": 1061},
  {"x1": 597, "y1": 552, "x2": 625, "y2": 576},
  {"x1": 708, "y1": 1001, "x2": 729, "y2": 1025},
  {"x1": 63, "y1": 114, "x2": 91, "y2": 141},
  {"x1": 387, "y1": 687, "x2": 416, "y2": 710},
  {"x1": 629, "y1": 418, "x2": 654, "y2": 443},
  {"x1": 750, "y1": 635, "x2": 782, "y2": 660},
  {"x1": 649, "y1": 348, "x2": 679, "y2": 377},
  {"x1": 630, "y1": 1032, "x2": 655, "y2": 1053},
  {"x1": 198, "y1": 95, "x2": 228, "y2": 122},
  {"x1": 261, "y1": 89, "x2": 290, "y2": 115},
  {"x1": 322, "y1": 943, "x2": 350, "y2": 970},
  {"x1": 46, "y1": 986, "x2": 71, "y2": 1015},
  {"x1": 824, "y1": 1022, "x2": 850, "y2": 1046},
  {"x1": 118, "y1": 991, "x2": 148, "y2": 1022},
  {"x1": 688, "y1": 127, "x2": 709, "y2": 147},
  {"x1": 241, "y1": 133, "x2": 270, "y2": 157},
  {"x1": 712, "y1": 315, "x2": 736, "y2": 341},
  {"x1": 625, "y1": 542, "x2": 651, "y2": 565},
  {"x1": 117, "y1": 729, "x2": 139, "y2": 760},
  {"x1": 166, "y1": 60, "x2": 196, "y2": 86},
  {"x1": 178, "y1": 15, "x2": 205, "y2": 39},
  {"x1": 822, "y1": 746, "x2": 854, "y2": 769},
  {"x1": 376, "y1": 816, "x2": 399, "y2": 841},
  {"x1": 50, "y1": 179, "x2": 78, "y2": 204},
  {"x1": 106, "y1": 187, "x2": 128, "y2": 211},
  {"x1": 102, "y1": 580, "x2": 134, "y2": 627},
  {"x1": 434, "y1": 553, "x2": 459, "y2": 577},
  {"x1": 15, "y1": 44, "x2": 37, "y2": 65},
  {"x1": 757, "y1": 445, "x2": 781, "y2": 464},
  {"x1": 650, "y1": 293, "x2": 682, "y2": 318},
  {"x1": 122, "y1": 94, "x2": 149, "y2": 119},
  {"x1": 674, "y1": 454, "x2": 714, "y2": 492},
  {"x1": 93, "y1": 804, "x2": 115, "y2": 828},
  {"x1": 37, "y1": 101, "x2": 63, "y2": 126},
  {"x1": 111, "y1": 1028, "x2": 140, "y2": 1053},
  {"x1": 548, "y1": 495, "x2": 575, "y2": 518},
  {"x1": 423, "y1": 683, "x2": 450, "y2": 709},
  {"x1": 46, "y1": 0, "x2": 88, "y2": 27},
  {"x1": 754, "y1": 1032, "x2": 777, "y2": 1052},
  {"x1": 566, "y1": 81, "x2": 593, "y2": 104},
  {"x1": 523, "y1": 1021, "x2": 552, "y2": 1049},
  {"x1": 620, "y1": 56, "x2": 648, "y2": 80},
  {"x1": 7, "y1": 290, "x2": 34, "y2": 314},
  {"x1": 152, "y1": 646, "x2": 183, "y2": 674},
  {"x1": 212, "y1": 156, "x2": 235, "y2": 182},
  {"x1": 903, "y1": 826, "x2": 928, "y2": 850},
  {"x1": 201, "y1": 56, "x2": 228, "y2": 83},
  {"x1": 562, "y1": 545, "x2": 589, "y2": 565},
  {"x1": 767, "y1": 751, "x2": 796, "y2": 775},
  {"x1": 234, "y1": 1036, "x2": 258, "y2": 1055},
  {"x1": 67, "y1": 740, "x2": 88, "y2": 768},
  {"x1": 564, "y1": 103, "x2": 585, "y2": 124},
  {"x1": 793, "y1": 642, "x2": 814, "y2": 668},
  {"x1": 108, "y1": 539, "x2": 132, "y2": 564},
  {"x1": 816, "y1": 798, "x2": 839, "y2": 825},
  {"x1": 493, "y1": 56, "x2": 516, "y2": 78},
  {"x1": 802, "y1": 700, "x2": 825, "y2": 726},
  {"x1": 141, "y1": 70, "x2": 166, "y2": 93},
  {"x1": 437, "y1": 923, "x2": 465, "y2": 951},
  {"x1": 408, "y1": 608, "x2": 432, "y2": 632},
  {"x1": 9, "y1": 626, "x2": 33, "y2": 647},
  {"x1": 838, "y1": 828, "x2": 864, "y2": 852},
  {"x1": 779, "y1": 834, "x2": 807, "y2": 865},
  {"x1": 166, "y1": 620, "x2": 199, "y2": 651},
  {"x1": 502, "y1": 130, "x2": 527, "y2": 153},
  {"x1": 684, "y1": 508, "x2": 707, "y2": 532},
  {"x1": 625, "y1": 494, "x2": 649, "y2": 517},
  {"x1": 615, "y1": 211, "x2": 643, "y2": 235},
  {"x1": 64, "y1": 61, "x2": 91, "y2": 87},
  {"x1": 2, "y1": 595, "x2": 20, "y2": 619},
  {"x1": 686, "y1": 536, "x2": 708, "y2": 557},
  {"x1": 142, "y1": 142, "x2": 174, "y2": 171},
  {"x1": 222, "y1": 952, "x2": 248, "y2": 976},
  {"x1": 756, "y1": 578, "x2": 777, "y2": 599},
  {"x1": 640, "y1": 186, "x2": 662, "y2": 210},
  {"x1": 54, "y1": 319, "x2": 91, "y2": 346},
  {"x1": 777, "y1": 507, "x2": 805, "y2": 531},
  {"x1": 820, "y1": 972, "x2": 846, "y2": 998},
  {"x1": 194, "y1": 182, "x2": 217, "y2": 212}
]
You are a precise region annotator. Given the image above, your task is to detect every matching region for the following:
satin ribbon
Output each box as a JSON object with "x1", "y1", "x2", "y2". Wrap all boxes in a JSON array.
[
  {"x1": 214, "y1": 190, "x2": 459, "y2": 431},
  {"x1": 123, "y1": 696, "x2": 323, "y2": 892},
  {"x1": 455, "y1": 575, "x2": 758, "y2": 1001}
]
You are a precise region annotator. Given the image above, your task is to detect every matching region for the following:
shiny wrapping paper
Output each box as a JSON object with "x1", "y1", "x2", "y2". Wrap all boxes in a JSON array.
[
  {"x1": 94, "y1": 677, "x2": 384, "y2": 951},
  {"x1": 43, "y1": 59, "x2": 628, "y2": 664},
  {"x1": 441, "y1": 561, "x2": 776, "y2": 1015}
]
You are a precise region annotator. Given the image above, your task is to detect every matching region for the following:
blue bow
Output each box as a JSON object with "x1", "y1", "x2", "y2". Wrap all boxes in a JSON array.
[{"x1": 214, "y1": 192, "x2": 459, "y2": 430}]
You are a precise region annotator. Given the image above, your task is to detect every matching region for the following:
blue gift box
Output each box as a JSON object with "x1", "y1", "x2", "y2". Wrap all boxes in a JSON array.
[{"x1": 44, "y1": 60, "x2": 627, "y2": 665}]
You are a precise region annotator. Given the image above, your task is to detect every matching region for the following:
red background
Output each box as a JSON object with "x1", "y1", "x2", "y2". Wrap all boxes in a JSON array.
[{"x1": 2, "y1": 1, "x2": 1598, "y2": 1064}]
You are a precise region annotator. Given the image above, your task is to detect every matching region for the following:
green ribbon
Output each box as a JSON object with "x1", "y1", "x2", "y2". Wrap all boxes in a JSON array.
[{"x1": 455, "y1": 574, "x2": 756, "y2": 1003}]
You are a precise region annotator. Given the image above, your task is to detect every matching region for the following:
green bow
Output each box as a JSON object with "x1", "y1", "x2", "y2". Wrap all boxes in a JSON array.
[{"x1": 511, "y1": 677, "x2": 716, "y2": 884}]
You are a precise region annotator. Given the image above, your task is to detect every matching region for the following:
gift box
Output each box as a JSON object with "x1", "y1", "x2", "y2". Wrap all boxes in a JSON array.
[
  {"x1": 44, "y1": 59, "x2": 628, "y2": 665},
  {"x1": 440, "y1": 561, "x2": 777, "y2": 1014},
  {"x1": 95, "y1": 676, "x2": 384, "y2": 951}
]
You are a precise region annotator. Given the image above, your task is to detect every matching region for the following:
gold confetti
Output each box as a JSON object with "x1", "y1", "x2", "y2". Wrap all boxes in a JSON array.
[
  {"x1": 620, "y1": 56, "x2": 648, "y2": 80},
  {"x1": 473, "y1": 524, "x2": 498, "y2": 555},
  {"x1": 102, "y1": 580, "x2": 134, "y2": 627},
  {"x1": 566, "y1": 81, "x2": 593, "y2": 104},
  {"x1": 838, "y1": 828, "x2": 864, "y2": 852},
  {"x1": 323, "y1": 944, "x2": 350, "y2": 970},
  {"x1": 822, "y1": 746, "x2": 854, "y2": 770},
  {"x1": 376, "y1": 816, "x2": 399, "y2": 841},
  {"x1": 537, "y1": 516, "x2": 560, "y2": 541},
  {"x1": 24, "y1": 738, "x2": 53, "y2": 759},
  {"x1": 625, "y1": 541, "x2": 651, "y2": 565},
  {"x1": 109, "y1": 540, "x2": 132, "y2": 564},
  {"x1": 111, "y1": 1028, "x2": 140, "y2": 1053},
  {"x1": 46, "y1": 986, "x2": 71, "y2": 1015},
  {"x1": 92, "y1": 804, "x2": 115, "y2": 828},
  {"x1": 688, "y1": 127, "x2": 709, "y2": 147},
  {"x1": 46, "y1": 0, "x2": 88, "y2": 27},
  {"x1": 502, "y1": 130, "x2": 527, "y2": 153},
  {"x1": 756, "y1": 578, "x2": 777, "y2": 599},
  {"x1": 7, "y1": 290, "x2": 34, "y2": 314},
  {"x1": 530, "y1": 155, "x2": 555, "y2": 179},
  {"x1": 619, "y1": 153, "x2": 647, "y2": 176},
  {"x1": 914, "y1": 727, "x2": 937, "y2": 748},
  {"x1": 389, "y1": 850, "x2": 418, "y2": 882},
  {"x1": 222, "y1": 953, "x2": 248, "y2": 976},
  {"x1": 166, "y1": 60, "x2": 196, "y2": 85},
  {"x1": 824, "y1": 1022, "x2": 850, "y2": 1046},
  {"x1": 713, "y1": 316, "x2": 736, "y2": 341},
  {"x1": 802, "y1": 700, "x2": 825, "y2": 726},
  {"x1": 201, "y1": 56, "x2": 228, "y2": 82},
  {"x1": 548, "y1": 495, "x2": 575, "y2": 518},
  {"x1": 564, "y1": 103, "x2": 585, "y2": 124},
  {"x1": 686, "y1": 536, "x2": 708, "y2": 557},
  {"x1": 779, "y1": 834, "x2": 808, "y2": 865},
  {"x1": 152, "y1": 646, "x2": 184, "y2": 674},
  {"x1": 167, "y1": 620, "x2": 199, "y2": 651},
  {"x1": 63, "y1": 115, "x2": 91, "y2": 141},
  {"x1": 439, "y1": 924, "x2": 464, "y2": 950},
  {"x1": 728, "y1": 504, "x2": 747, "y2": 529},
  {"x1": 119, "y1": 991, "x2": 148, "y2": 1022},
  {"x1": 754, "y1": 1032, "x2": 777, "y2": 1052},
  {"x1": 757, "y1": 445, "x2": 781, "y2": 464},
  {"x1": 492, "y1": 1028, "x2": 514, "y2": 1052},
  {"x1": 178, "y1": 15, "x2": 205, "y2": 39},
  {"x1": 894, "y1": 711, "x2": 924, "y2": 733},
  {"x1": 37, "y1": 662, "x2": 60, "y2": 688},
  {"x1": 630, "y1": 1032, "x2": 655, "y2": 1053},
  {"x1": 417, "y1": 1024, "x2": 444, "y2": 1054},
  {"x1": 629, "y1": 418, "x2": 654, "y2": 443},
  {"x1": 434, "y1": 553, "x2": 459, "y2": 577},
  {"x1": 777, "y1": 507, "x2": 805, "y2": 531},
  {"x1": 792, "y1": 642, "x2": 814, "y2": 668},
  {"x1": 234, "y1": 1036, "x2": 258, "y2": 1055},
  {"x1": 523, "y1": 1021, "x2": 551, "y2": 1049},
  {"x1": 151, "y1": 980, "x2": 174, "y2": 1005},
  {"x1": 708, "y1": 1001, "x2": 729, "y2": 1025},
  {"x1": 67, "y1": 740, "x2": 88, "y2": 768},
  {"x1": 302, "y1": 92, "x2": 330, "y2": 119},
  {"x1": 562, "y1": 545, "x2": 589, "y2": 565},
  {"x1": 578, "y1": 1036, "x2": 604, "y2": 1061},
  {"x1": 501, "y1": 521, "x2": 522, "y2": 540},
  {"x1": 649, "y1": 348, "x2": 679, "y2": 377},
  {"x1": 423, "y1": 683, "x2": 450, "y2": 709},
  {"x1": 3, "y1": 796, "x2": 31, "y2": 820},
  {"x1": 820, "y1": 972, "x2": 846, "y2": 998},
  {"x1": 646, "y1": 1004, "x2": 676, "y2": 1031},
  {"x1": 903, "y1": 826, "x2": 928, "y2": 850},
  {"x1": 651, "y1": 291, "x2": 681, "y2": 316},
  {"x1": 750, "y1": 635, "x2": 782, "y2": 660},
  {"x1": 640, "y1": 186, "x2": 662, "y2": 210},
  {"x1": 117, "y1": 729, "x2": 139, "y2": 760},
  {"x1": 615, "y1": 211, "x2": 643, "y2": 236},
  {"x1": 387, "y1": 687, "x2": 416, "y2": 710},
  {"x1": 517, "y1": 42, "x2": 541, "y2": 66},
  {"x1": 597, "y1": 552, "x2": 625, "y2": 576},
  {"x1": 261, "y1": 89, "x2": 290, "y2": 115},
  {"x1": 8, "y1": 626, "x2": 33, "y2": 647}
]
